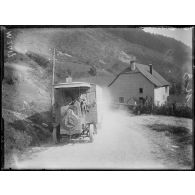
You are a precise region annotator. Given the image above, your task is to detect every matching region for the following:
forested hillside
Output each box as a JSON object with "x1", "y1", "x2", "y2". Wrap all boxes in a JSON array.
[{"x1": 4, "y1": 28, "x2": 192, "y2": 88}]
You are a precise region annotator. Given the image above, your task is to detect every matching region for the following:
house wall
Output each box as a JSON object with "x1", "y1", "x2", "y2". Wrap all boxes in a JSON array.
[
  {"x1": 109, "y1": 72, "x2": 155, "y2": 105},
  {"x1": 154, "y1": 86, "x2": 169, "y2": 106}
]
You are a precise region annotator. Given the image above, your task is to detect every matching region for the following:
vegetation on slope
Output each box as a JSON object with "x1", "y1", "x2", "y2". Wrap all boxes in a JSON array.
[{"x1": 10, "y1": 28, "x2": 192, "y2": 87}]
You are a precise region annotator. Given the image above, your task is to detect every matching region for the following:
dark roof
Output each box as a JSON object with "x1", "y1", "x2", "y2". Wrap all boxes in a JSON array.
[
  {"x1": 125, "y1": 63, "x2": 170, "y2": 87},
  {"x1": 108, "y1": 63, "x2": 170, "y2": 87}
]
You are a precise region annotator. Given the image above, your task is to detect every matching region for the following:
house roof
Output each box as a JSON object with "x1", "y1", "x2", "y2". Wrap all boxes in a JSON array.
[
  {"x1": 124, "y1": 63, "x2": 170, "y2": 87},
  {"x1": 108, "y1": 63, "x2": 170, "y2": 87}
]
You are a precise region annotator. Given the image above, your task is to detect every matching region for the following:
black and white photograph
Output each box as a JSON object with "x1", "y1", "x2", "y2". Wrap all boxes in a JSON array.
[{"x1": 1, "y1": 26, "x2": 194, "y2": 170}]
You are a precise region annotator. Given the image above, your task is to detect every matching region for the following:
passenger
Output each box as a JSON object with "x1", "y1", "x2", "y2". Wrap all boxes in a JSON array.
[
  {"x1": 71, "y1": 97, "x2": 82, "y2": 117},
  {"x1": 80, "y1": 99, "x2": 85, "y2": 115},
  {"x1": 61, "y1": 96, "x2": 73, "y2": 117},
  {"x1": 64, "y1": 107, "x2": 79, "y2": 130},
  {"x1": 80, "y1": 94, "x2": 88, "y2": 115}
]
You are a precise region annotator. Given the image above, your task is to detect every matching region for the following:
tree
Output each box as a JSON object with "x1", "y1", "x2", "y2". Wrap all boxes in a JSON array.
[{"x1": 88, "y1": 66, "x2": 97, "y2": 76}]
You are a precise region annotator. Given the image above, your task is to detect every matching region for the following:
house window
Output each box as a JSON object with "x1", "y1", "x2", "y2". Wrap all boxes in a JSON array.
[
  {"x1": 139, "y1": 97, "x2": 144, "y2": 104},
  {"x1": 119, "y1": 97, "x2": 125, "y2": 103},
  {"x1": 139, "y1": 88, "x2": 143, "y2": 93}
]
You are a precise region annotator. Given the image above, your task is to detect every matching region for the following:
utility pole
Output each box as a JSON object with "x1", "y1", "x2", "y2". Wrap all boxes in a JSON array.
[
  {"x1": 51, "y1": 48, "x2": 56, "y2": 107},
  {"x1": 51, "y1": 48, "x2": 56, "y2": 120},
  {"x1": 51, "y1": 48, "x2": 57, "y2": 143},
  {"x1": 52, "y1": 48, "x2": 56, "y2": 87}
]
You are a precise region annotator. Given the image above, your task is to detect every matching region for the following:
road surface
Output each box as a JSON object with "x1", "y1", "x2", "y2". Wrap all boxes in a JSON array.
[{"x1": 14, "y1": 110, "x2": 192, "y2": 169}]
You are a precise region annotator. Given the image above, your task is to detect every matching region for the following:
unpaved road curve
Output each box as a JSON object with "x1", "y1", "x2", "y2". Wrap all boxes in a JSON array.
[{"x1": 15, "y1": 110, "x2": 192, "y2": 169}]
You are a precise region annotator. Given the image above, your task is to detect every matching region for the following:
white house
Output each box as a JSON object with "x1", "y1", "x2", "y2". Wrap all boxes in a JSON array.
[{"x1": 108, "y1": 61, "x2": 170, "y2": 106}]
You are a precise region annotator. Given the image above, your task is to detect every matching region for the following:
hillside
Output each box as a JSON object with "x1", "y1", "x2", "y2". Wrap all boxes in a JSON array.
[
  {"x1": 5, "y1": 28, "x2": 192, "y2": 83},
  {"x1": 2, "y1": 27, "x2": 192, "y2": 163},
  {"x1": 3, "y1": 27, "x2": 193, "y2": 117},
  {"x1": 3, "y1": 26, "x2": 192, "y2": 118}
]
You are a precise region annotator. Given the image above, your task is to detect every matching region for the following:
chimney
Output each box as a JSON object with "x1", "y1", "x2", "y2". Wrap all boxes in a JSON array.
[
  {"x1": 130, "y1": 60, "x2": 136, "y2": 71},
  {"x1": 149, "y1": 64, "x2": 152, "y2": 74}
]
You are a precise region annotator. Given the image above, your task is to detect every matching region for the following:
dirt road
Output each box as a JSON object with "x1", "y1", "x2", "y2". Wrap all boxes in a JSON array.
[{"x1": 15, "y1": 110, "x2": 192, "y2": 169}]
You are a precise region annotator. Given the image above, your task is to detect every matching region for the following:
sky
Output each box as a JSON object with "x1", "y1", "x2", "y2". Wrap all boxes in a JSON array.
[{"x1": 143, "y1": 27, "x2": 193, "y2": 48}]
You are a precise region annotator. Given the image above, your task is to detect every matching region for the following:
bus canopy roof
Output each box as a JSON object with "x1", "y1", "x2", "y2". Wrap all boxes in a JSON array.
[{"x1": 54, "y1": 82, "x2": 91, "y2": 89}]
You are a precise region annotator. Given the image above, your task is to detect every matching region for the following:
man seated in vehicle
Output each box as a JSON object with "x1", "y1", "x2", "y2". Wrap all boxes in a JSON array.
[
  {"x1": 72, "y1": 96, "x2": 82, "y2": 117},
  {"x1": 61, "y1": 96, "x2": 82, "y2": 131},
  {"x1": 64, "y1": 106, "x2": 79, "y2": 130}
]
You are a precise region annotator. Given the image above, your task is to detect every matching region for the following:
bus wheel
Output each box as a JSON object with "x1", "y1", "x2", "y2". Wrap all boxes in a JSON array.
[
  {"x1": 89, "y1": 124, "x2": 94, "y2": 143},
  {"x1": 52, "y1": 127, "x2": 58, "y2": 144},
  {"x1": 56, "y1": 124, "x2": 61, "y2": 143},
  {"x1": 53, "y1": 125, "x2": 60, "y2": 144}
]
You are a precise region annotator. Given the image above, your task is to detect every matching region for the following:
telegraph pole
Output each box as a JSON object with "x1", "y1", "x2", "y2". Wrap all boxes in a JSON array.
[
  {"x1": 52, "y1": 48, "x2": 56, "y2": 87},
  {"x1": 51, "y1": 48, "x2": 56, "y2": 108},
  {"x1": 51, "y1": 48, "x2": 57, "y2": 143}
]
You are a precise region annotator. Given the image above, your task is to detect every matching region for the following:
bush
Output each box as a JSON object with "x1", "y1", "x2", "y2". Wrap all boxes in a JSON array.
[
  {"x1": 4, "y1": 112, "x2": 52, "y2": 156},
  {"x1": 88, "y1": 66, "x2": 97, "y2": 76},
  {"x1": 26, "y1": 51, "x2": 50, "y2": 68},
  {"x1": 3, "y1": 66, "x2": 17, "y2": 85},
  {"x1": 4, "y1": 121, "x2": 32, "y2": 154},
  {"x1": 5, "y1": 77, "x2": 14, "y2": 85},
  {"x1": 3, "y1": 110, "x2": 52, "y2": 167},
  {"x1": 173, "y1": 105, "x2": 192, "y2": 118},
  {"x1": 132, "y1": 103, "x2": 192, "y2": 118}
]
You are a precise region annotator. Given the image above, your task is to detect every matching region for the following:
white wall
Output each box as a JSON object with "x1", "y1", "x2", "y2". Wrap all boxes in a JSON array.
[
  {"x1": 154, "y1": 86, "x2": 169, "y2": 106},
  {"x1": 109, "y1": 72, "x2": 155, "y2": 104}
]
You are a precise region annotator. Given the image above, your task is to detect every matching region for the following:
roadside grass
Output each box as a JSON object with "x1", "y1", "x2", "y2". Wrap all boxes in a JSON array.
[
  {"x1": 3, "y1": 110, "x2": 53, "y2": 168},
  {"x1": 147, "y1": 124, "x2": 193, "y2": 167}
]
